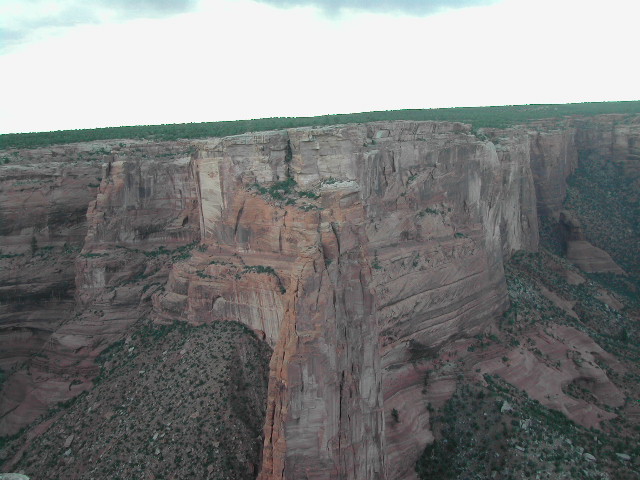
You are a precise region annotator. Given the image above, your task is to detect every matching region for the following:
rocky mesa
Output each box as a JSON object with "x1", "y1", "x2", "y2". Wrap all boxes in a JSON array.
[{"x1": 1, "y1": 114, "x2": 639, "y2": 479}]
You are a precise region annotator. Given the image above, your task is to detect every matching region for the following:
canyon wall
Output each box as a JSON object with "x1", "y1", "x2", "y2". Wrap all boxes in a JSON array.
[
  {"x1": 1, "y1": 115, "x2": 639, "y2": 478},
  {"x1": 148, "y1": 121, "x2": 540, "y2": 479},
  {"x1": 0, "y1": 141, "x2": 198, "y2": 434}
]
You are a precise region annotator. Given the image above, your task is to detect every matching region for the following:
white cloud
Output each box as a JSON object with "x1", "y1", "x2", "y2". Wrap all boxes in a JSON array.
[
  {"x1": 249, "y1": 0, "x2": 500, "y2": 16},
  {"x1": 0, "y1": 0, "x2": 199, "y2": 53},
  {"x1": 0, "y1": 0, "x2": 638, "y2": 134}
]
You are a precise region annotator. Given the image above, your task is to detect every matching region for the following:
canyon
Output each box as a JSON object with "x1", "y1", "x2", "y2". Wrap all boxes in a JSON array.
[{"x1": 0, "y1": 114, "x2": 638, "y2": 479}]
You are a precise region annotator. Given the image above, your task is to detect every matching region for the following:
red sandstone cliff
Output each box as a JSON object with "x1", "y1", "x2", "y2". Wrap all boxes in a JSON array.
[
  {"x1": 1, "y1": 116, "x2": 639, "y2": 479},
  {"x1": 0, "y1": 141, "x2": 198, "y2": 434}
]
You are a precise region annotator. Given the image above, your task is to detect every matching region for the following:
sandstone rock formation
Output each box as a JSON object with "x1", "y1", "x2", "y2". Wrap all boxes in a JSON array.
[
  {"x1": 1, "y1": 115, "x2": 639, "y2": 480},
  {"x1": 527, "y1": 123, "x2": 578, "y2": 218},
  {"x1": 559, "y1": 210, "x2": 625, "y2": 274},
  {"x1": 0, "y1": 141, "x2": 198, "y2": 434},
  {"x1": 148, "y1": 122, "x2": 539, "y2": 480}
]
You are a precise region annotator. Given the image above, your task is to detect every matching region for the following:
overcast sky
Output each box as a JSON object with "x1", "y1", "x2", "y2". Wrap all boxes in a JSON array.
[{"x1": 1, "y1": 0, "x2": 638, "y2": 134}]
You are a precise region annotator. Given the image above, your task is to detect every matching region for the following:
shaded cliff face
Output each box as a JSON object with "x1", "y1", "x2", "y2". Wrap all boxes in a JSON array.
[
  {"x1": 0, "y1": 145, "x2": 103, "y2": 436},
  {"x1": 1, "y1": 116, "x2": 639, "y2": 480},
  {"x1": 527, "y1": 124, "x2": 578, "y2": 218},
  {"x1": 568, "y1": 116, "x2": 640, "y2": 283},
  {"x1": 0, "y1": 141, "x2": 198, "y2": 435}
]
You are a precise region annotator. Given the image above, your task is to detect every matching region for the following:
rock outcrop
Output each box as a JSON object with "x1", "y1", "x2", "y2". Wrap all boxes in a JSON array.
[
  {"x1": 559, "y1": 210, "x2": 625, "y2": 274},
  {"x1": 0, "y1": 141, "x2": 198, "y2": 434},
  {"x1": 527, "y1": 123, "x2": 578, "y2": 218},
  {"x1": 151, "y1": 122, "x2": 539, "y2": 480},
  {"x1": 1, "y1": 115, "x2": 639, "y2": 479}
]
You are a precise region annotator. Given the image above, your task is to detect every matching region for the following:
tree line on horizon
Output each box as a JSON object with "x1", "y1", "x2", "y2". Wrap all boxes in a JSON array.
[{"x1": 2, "y1": 101, "x2": 639, "y2": 150}]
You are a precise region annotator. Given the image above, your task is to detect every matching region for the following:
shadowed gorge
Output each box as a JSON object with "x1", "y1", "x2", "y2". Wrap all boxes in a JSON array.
[{"x1": 1, "y1": 107, "x2": 639, "y2": 479}]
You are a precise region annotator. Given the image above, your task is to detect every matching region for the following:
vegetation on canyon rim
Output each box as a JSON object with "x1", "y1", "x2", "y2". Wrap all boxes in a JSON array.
[{"x1": 1, "y1": 100, "x2": 640, "y2": 149}]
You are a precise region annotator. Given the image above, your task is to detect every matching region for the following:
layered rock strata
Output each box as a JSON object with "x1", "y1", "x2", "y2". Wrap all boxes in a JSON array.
[
  {"x1": 0, "y1": 141, "x2": 198, "y2": 434},
  {"x1": 1, "y1": 116, "x2": 639, "y2": 479},
  {"x1": 151, "y1": 122, "x2": 539, "y2": 480}
]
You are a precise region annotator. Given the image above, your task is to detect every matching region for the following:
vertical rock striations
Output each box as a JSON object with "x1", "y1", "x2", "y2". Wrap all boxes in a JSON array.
[
  {"x1": 151, "y1": 122, "x2": 540, "y2": 479},
  {"x1": 527, "y1": 123, "x2": 578, "y2": 218}
]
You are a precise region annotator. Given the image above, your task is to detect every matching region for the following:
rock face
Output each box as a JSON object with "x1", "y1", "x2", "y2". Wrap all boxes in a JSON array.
[
  {"x1": 559, "y1": 210, "x2": 625, "y2": 274},
  {"x1": 527, "y1": 124, "x2": 578, "y2": 217},
  {"x1": 0, "y1": 145, "x2": 102, "y2": 435},
  {"x1": 152, "y1": 122, "x2": 539, "y2": 480},
  {"x1": 0, "y1": 141, "x2": 198, "y2": 434},
  {"x1": 575, "y1": 115, "x2": 640, "y2": 178},
  {"x1": 1, "y1": 116, "x2": 639, "y2": 479}
]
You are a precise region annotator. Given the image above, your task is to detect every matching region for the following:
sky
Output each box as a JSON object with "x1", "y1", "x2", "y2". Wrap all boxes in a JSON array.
[{"x1": 0, "y1": 0, "x2": 638, "y2": 134}]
